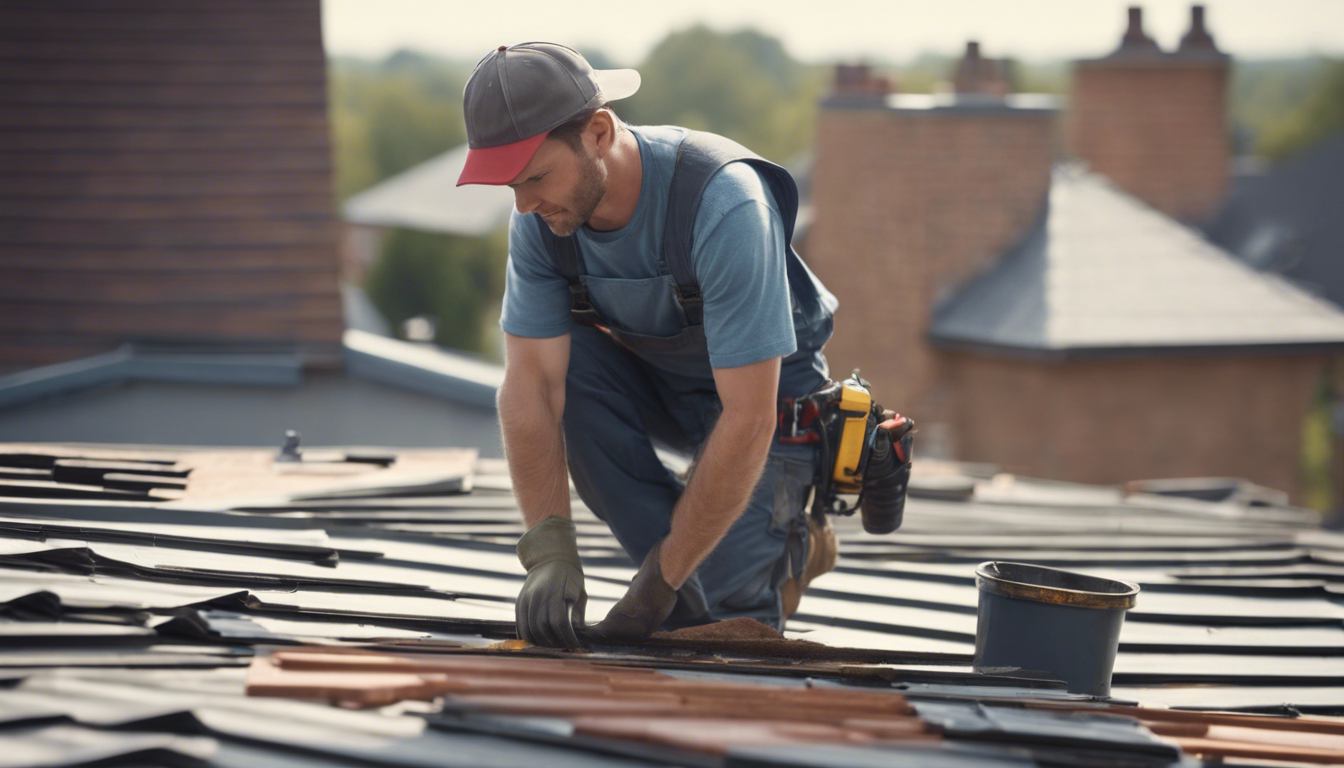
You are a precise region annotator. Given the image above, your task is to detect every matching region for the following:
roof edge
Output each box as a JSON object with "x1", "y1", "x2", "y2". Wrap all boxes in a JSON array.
[
  {"x1": 0, "y1": 347, "x2": 304, "y2": 410},
  {"x1": 342, "y1": 329, "x2": 501, "y2": 410}
]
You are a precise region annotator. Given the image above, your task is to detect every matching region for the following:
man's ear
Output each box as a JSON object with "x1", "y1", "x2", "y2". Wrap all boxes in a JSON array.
[{"x1": 585, "y1": 109, "x2": 616, "y2": 158}]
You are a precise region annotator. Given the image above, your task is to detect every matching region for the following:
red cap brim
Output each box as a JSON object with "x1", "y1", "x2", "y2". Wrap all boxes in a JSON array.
[{"x1": 456, "y1": 131, "x2": 550, "y2": 186}]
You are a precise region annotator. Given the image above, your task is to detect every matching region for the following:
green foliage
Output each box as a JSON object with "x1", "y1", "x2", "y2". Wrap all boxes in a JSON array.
[
  {"x1": 364, "y1": 227, "x2": 508, "y2": 356},
  {"x1": 1230, "y1": 57, "x2": 1334, "y2": 156},
  {"x1": 619, "y1": 26, "x2": 825, "y2": 163},
  {"x1": 1255, "y1": 58, "x2": 1344, "y2": 162},
  {"x1": 1300, "y1": 374, "x2": 1338, "y2": 513},
  {"x1": 327, "y1": 53, "x2": 469, "y2": 200}
]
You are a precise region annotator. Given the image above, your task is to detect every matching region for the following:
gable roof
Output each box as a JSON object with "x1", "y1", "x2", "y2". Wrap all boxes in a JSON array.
[
  {"x1": 930, "y1": 165, "x2": 1344, "y2": 356},
  {"x1": 342, "y1": 143, "x2": 515, "y2": 236},
  {"x1": 1205, "y1": 131, "x2": 1344, "y2": 310}
]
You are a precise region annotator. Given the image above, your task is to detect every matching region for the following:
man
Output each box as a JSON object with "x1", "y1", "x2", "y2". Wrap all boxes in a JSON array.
[{"x1": 457, "y1": 43, "x2": 839, "y2": 648}]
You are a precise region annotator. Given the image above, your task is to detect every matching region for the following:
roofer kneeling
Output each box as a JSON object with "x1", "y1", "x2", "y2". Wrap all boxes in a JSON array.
[{"x1": 457, "y1": 43, "x2": 914, "y2": 648}]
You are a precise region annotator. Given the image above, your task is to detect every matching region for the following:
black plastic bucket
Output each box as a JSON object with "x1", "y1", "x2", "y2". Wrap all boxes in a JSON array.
[{"x1": 973, "y1": 561, "x2": 1139, "y2": 697}]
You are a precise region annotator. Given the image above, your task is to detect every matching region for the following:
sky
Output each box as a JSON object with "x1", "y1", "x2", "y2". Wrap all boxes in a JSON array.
[{"x1": 321, "y1": 0, "x2": 1344, "y2": 65}]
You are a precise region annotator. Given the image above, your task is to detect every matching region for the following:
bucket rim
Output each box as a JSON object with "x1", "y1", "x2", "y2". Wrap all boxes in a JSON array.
[{"x1": 976, "y1": 561, "x2": 1139, "y2": 610}]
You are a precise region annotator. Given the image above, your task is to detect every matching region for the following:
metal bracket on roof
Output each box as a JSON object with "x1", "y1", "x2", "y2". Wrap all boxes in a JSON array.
[{"x1": 276, "y1": 430, "x2": 303, "y2": 463}]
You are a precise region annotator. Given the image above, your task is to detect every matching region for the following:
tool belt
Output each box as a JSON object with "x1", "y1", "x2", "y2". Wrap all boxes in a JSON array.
[{"x1": 777, "y1": 372, "x2": 915, "y2": 534}]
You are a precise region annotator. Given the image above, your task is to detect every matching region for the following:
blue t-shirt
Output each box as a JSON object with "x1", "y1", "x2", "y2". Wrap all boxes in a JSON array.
[{"x1": 501, "y1": 125, "x2": 831, "y2": 395}]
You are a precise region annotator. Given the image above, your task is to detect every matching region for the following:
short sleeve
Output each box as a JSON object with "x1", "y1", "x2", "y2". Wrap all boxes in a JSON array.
[
  {"x1": 500, "y1": 210, "x2": 574, "y2": 338},
  {"x1": 693, "y1": 165, "x2": 798, "y2": 369}
]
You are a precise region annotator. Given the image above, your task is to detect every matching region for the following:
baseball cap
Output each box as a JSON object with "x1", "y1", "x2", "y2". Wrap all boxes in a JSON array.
[{"x1": 457, "y1": 43, "x2": 641, "y2": 186}]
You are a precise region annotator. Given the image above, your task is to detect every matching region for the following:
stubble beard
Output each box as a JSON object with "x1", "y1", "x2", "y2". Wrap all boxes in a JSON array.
[{"x1": 543, "y1": 149, "x2": 606, "y2": 237}]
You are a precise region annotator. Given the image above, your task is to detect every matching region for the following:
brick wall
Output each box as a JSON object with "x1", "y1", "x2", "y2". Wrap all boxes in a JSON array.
[
  {"x1": 0, "y1": 0, "x2": 344, "y2": 370},
  {"x1": 943, "y1": 350, "x2": 1328, "y2": 501},
  {"x1": 806, "y1": 102, "x2": 1054, "y2": 422}
]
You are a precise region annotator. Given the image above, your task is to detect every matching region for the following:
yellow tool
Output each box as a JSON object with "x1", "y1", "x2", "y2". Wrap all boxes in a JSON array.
[{"x1": 831, "y1": 375, "x2": 873, "y2": 491}]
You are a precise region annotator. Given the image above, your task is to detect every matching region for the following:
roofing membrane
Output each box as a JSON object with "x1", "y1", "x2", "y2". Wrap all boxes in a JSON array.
[{"x1": 0, "y1": 443, "x2": 1340, "y2": 766}]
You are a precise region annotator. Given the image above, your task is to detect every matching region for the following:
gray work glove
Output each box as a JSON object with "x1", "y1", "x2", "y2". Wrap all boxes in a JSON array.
[
  {"x1": 581, "y1": 541, "x2": 678, "y2": 644},
  {"x1": 515, "y1": 516, "x2": 587, "y2": 649}
]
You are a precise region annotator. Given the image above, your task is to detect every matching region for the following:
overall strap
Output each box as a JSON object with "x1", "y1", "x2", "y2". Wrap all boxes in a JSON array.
[
  {"x1": 663, "y1": 131, "x2": 802, "y2": 326},
  {"x1": 534, "y1": 215, "x2": 603, "y2": 328}
]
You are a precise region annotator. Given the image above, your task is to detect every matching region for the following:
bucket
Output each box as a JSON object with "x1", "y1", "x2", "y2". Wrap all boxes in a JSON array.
[{"x1": 973, "y1": 561, "x2": 1139, "y2": 697}]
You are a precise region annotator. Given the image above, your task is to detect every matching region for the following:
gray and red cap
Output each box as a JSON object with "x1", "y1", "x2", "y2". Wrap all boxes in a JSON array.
[{"x1": 456, "y1": 42, "x2": 640, "y2": 187}]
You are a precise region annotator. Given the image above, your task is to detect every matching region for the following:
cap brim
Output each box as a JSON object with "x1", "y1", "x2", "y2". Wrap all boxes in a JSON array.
[
  {"x1": 593, "y1": 68, "x2": 640, "y2": 101},
  {"x1": 456, "y1": 130, "x2": 550, "y2": 187}
]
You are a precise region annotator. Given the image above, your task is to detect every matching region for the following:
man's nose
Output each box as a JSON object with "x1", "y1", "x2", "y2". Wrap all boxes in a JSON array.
[{"x1": 513, "y1": 188, "x2": 540, "y2": 215}]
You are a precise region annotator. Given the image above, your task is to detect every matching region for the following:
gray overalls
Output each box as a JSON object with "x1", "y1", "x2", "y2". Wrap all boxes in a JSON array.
[{"x1": 536, "y1": 131, "x2": 835, "y2": 630}]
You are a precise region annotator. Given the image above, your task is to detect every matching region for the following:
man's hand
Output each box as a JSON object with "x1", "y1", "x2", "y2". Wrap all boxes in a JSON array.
[
  {"x1": 581, "y1": 541, "x2": 678, "y2": 643},
  {"x1": 515, "y1": 516, "x2": 587, "y2": 649}
]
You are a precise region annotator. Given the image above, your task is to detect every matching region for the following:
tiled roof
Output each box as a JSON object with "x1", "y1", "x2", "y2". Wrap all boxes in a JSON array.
[
  {"x1": 0, "y1": 441, "x2": 1341, "y2": 766},
  {"x1": 1206, "y1": 132, "x2": 1344, "y2": 311},
  {"x1": 930, "y1": 165, "x2": 1344, "y2": 354}
]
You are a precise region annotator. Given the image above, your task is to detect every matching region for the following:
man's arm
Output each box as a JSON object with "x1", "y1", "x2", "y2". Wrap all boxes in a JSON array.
[
  {"x1": 659, "y1": 356, "x2": 781, "y2": 587},
  {"x1": 501, "y1": 331, "x2": 589, "y2": 649},
  {"x1": 498, "y1": 332, "x2": 572, "y2": 528}
]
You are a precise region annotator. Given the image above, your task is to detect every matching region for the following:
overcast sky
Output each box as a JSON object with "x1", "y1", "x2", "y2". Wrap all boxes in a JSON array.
[{"x1": 322, "y1": 0, "x2": 1344, "y2": 65}]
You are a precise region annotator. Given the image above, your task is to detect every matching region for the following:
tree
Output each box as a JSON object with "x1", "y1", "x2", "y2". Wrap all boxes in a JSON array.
[
  {"x1": 364, "y1": 227, "x2": 507, "y2": 356},
  {"x1": 619, "y1": 26, "x2": 824, "y2": 163},
  {"x1": 1254, "y1": 58, "x2": 1344, "y2": 162}
]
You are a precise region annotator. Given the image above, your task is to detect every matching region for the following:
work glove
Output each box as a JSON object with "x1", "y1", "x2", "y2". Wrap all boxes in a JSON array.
[
  {"x1": 581, "y1": 540, "x2": 679, "y2": 643},
  {"x1": 515, "y1": 516, "x2": 587, "y2": 649}
]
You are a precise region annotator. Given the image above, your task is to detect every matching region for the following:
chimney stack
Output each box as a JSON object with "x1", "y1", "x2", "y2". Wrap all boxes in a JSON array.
[
  {"x1": 829, "y1": 63, "x2": 892, "y2": 106},
  {"x1": 1066, "y1": 4, "x2": 1230, "y2": 223},
  {"x1": 951, "y1": 41, "x2": 1012, "y2": 96},
  {"x1": 807, "y1": 63, "x2": 1055, "y2": 421}
]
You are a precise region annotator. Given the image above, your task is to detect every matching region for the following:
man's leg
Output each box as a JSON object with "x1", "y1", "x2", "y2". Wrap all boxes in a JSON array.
[
  {"x1": 561, "y1": 327, "x2": 713, "y2": 624},
  {"x1": 692, "y1": 441, "x2": 821, "y2": 630}
]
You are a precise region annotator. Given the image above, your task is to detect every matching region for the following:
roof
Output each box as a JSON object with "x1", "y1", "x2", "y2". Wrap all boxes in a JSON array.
[
  {"x1": 1205, "y1": 132, "x2": 1344, "y2": 311},
  {"x1": 930, "y1": 165, "x2": 1344, "y2": 356},
  {"x1": 0, "y1": 330, "x2": 505, "y2": 452},
  {"x1": 342, "y1": 143, "x2": 516, "y2": 236},
  {"x1": 0, "y1": 440, "x2": 1341, "y2": 766}
]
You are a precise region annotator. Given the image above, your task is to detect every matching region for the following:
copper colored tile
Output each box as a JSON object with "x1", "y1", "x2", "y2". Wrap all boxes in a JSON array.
[
  {"x1": 1173, "y1": 736, "x2": 1344, "y2": 765},
  {"x1": 246, "y1": 657, "x2": 449, "y2": 708},
  {"x1": 1203, "y1": 725, "x2": 1344, "y2": 753},
  {"x1": 573, "y1": 717, "x2": 877, "y2": 755},
  {"x1": 444, "y1": 693, "x2": 685, "y2": 717},
  {"x1": 841, "y1": 717, "x2": 941, "y2": 741}
]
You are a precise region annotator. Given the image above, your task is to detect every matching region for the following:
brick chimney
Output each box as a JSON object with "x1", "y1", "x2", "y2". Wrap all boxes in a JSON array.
[
  {"x1": 805, "y1": 66, "x2": 1056, "y2": 423},
  {"x1": 1066, "y1": 5, "x2": 1230, "y2": 224},
  {"x1": 951, "y1": 41, "x2": 1012, "y2": 96},
  {"x1": 829, "y1": 63, "x2": 893, "y2": 105},
  {"x1": 0, "y1": 0, "x2": 345, "y2": 372}
]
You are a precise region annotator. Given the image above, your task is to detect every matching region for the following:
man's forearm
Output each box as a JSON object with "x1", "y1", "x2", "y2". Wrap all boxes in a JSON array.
[
  {"x1": 498, "y1": 377, "x2": 571, "y2": 528},
  {"x1": 659, "y1": 408, "x2": 776, "y2": 588}
]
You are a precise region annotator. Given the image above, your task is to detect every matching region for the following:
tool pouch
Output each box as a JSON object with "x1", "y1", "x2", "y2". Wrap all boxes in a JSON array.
[
  {"x1": 786, "y1": 372, "x2": 914, "y2": 534},
  {"x1": 858, "y1": 421, "x2": 913, "y2": 534}
]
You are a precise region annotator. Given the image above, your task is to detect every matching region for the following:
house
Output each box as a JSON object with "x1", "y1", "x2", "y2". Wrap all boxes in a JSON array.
[{"x1": 804, "y1": 5, "x2": 1344, "y2": 503}]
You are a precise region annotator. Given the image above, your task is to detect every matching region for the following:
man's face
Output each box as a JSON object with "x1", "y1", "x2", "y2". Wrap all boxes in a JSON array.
[{"x1": 508, "y1": 137, "x2": 606, "y2": 237}]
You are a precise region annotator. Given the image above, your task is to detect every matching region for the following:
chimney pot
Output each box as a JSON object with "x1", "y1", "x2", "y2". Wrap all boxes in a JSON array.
[
  {"x1": 1178, "y1": 4, "x2": 1220, "y2": 54},
  {"x1": 966, "y1": 41, "x2": 981, "y2": 60},
  {"x1": 1116, "y1": 5, "x2": 1161, "y2": 55}
]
